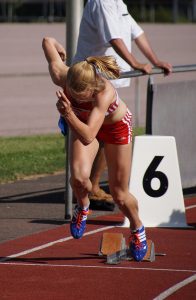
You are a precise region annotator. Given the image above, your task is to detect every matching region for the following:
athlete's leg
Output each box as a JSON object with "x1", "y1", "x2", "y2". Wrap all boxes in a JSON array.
[
  {"x1": 90, "y1": 145, "x2": 106, "y2": 192},
  {"x1": 105, "y1": 142, "x2": 147, "y2": 261},
  {"x1": 70, "y1": 132, "x2": 99, "y2": 208},
  {"x1": 104, "y1": 142, "x2": 142, "y2": 230},
  {"x1": 69, "y1": 132, "x2": 99, "y2": 239}
]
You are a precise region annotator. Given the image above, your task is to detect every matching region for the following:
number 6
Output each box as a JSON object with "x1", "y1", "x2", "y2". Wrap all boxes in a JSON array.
[{"x1": 143, "y1": 156, "x2": 169, "y2": 197}]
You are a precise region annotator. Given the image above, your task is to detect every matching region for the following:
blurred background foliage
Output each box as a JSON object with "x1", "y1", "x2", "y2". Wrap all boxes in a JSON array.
[{"x1": 0, "y1": 0, "x2": 196, "y2": 23}]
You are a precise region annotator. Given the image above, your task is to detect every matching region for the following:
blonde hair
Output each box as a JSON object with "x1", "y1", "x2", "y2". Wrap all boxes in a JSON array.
[{"x1": 67, "y1": 56, "x2": 120, "y2": 97}]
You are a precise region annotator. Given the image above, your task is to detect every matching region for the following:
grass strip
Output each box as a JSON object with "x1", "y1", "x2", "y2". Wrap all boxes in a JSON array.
[
  {"x1": 0, "y1": 128, "x2": 144, "y2": 183},
  {"x1": 0, "y1": 134, "x2": 66, "y2": 183}
]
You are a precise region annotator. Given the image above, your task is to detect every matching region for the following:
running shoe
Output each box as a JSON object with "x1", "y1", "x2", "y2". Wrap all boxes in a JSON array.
[
  {"x1": 70, "y1": 205, "x2": 89, "y2": 239},
  {"x1": 129, "y1": 226, "x2": 148, "y2": 261}
]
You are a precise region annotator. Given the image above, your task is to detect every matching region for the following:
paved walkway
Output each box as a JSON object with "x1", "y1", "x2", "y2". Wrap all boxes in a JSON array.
[{"x1": 0, "y1": 173, "x2": 66, "y2": 243}]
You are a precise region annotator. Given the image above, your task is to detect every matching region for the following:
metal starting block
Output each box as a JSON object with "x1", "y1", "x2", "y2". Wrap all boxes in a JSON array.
[{"x1": 99, "y1": 232, "x2": 161, "y2": 265}]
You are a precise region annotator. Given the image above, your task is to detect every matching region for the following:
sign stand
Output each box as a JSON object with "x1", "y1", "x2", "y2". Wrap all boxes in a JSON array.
[{"x1": 123, "y1": 136, "x2": 188, "y2": 228}]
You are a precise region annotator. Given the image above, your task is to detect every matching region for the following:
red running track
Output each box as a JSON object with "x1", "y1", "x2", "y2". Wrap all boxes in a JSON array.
[{"x1": 0, "y1": 199, "x2": 195, "y2": 300}]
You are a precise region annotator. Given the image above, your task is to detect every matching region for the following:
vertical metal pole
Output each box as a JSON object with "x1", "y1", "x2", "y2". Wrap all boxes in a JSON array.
[
  {"x1": 134, "y1": 77, "x2": 140, "y2": 127},
  {"x1": 66, "y1": 0, "x2": 84, "y2": 66},
  {"x1": 65, "y1": 0, "x2": 84, "y2": 220},
  {"x1": 145, "y1": 76, "x2": 154, "y2": 134}
]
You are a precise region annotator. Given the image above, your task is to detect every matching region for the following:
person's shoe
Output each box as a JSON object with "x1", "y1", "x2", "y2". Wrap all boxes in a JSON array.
[
  {"x1": 129, "y1": 226, "x2": 148, "y2": 262},
  {"x1": 70, "y1": 205, "x2": 89, "y2": 239}
]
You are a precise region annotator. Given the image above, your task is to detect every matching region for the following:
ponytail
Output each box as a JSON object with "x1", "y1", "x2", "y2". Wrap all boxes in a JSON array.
[{"x1": 86, "y1": 56, "x2": 120, "y2": 79}]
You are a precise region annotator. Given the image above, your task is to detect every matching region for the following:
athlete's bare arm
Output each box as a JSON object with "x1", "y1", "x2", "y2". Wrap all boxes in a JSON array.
[{"x1": 42, "y1": 37, "x2": 69, "y2": 88}]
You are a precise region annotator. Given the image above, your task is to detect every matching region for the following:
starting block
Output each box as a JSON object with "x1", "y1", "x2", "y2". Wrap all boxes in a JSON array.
[
  {"x1": 99, "y1": 233, "x2": 163, "y2": 265},
  {"x1": 99, "y1": 233, "x2": 126, "y2": 256}
]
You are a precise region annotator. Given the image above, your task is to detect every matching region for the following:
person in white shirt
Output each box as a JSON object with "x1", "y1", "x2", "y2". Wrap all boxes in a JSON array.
[{"x1": 72, "y1": 0, "x2": 172, "y2": 204}]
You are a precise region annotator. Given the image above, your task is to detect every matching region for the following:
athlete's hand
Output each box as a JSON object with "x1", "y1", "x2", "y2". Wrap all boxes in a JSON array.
[{"x1": 56, "y1": 90, "x2": 72, "y2": 117}]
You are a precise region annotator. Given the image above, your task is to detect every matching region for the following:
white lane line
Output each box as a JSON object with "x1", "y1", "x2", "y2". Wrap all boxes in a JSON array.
[
  {"x1": 0, "y1": 226, "x2": 114, "y2": 262},
  {"x1": 185, "y1": 204, "x2": 196, "y2": 210},
  {"x1": 153, "y1": 274, "x2": 196, "y2": 300},
  {"x1": 0, "y1": 262, "x2": 195, "y2": 274}
]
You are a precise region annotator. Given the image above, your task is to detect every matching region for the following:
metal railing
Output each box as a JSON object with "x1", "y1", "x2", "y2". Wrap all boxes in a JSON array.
[
  {"x1": 64, "y1": 63, "x2": 196, "y2": 219},
  {"x1": 120, "y1": 64, "x2": 196, "y2": 79}
]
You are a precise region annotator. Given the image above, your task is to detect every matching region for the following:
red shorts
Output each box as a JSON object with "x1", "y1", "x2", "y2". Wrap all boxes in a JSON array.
[{"x1": 97, "y1": 109, "x2": 132, "y2": 145}]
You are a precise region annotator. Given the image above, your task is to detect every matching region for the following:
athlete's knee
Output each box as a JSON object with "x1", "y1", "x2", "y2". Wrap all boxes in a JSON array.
[
  {"x1": 110, "y1": 187, "x2": 127, "y2": 207},
  {"x1": 71, "y1": 176, "x2": 87, "y2": 190},
  {"x1": 70, "y1": 171, "x2": 91, "y2": 194},
  {"x1": 111, "y1": 187, "x2": 138, "y2": 209}
]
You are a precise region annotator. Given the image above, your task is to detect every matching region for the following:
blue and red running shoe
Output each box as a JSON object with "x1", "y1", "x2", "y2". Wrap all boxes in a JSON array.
[
  {"x1": 129, "y1": 225, "x2": 148, "y2": 261},
  {"x1": 70, "y1": 205, "x2": 89, "y2": 239}
]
